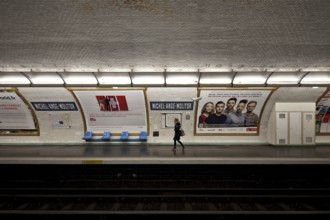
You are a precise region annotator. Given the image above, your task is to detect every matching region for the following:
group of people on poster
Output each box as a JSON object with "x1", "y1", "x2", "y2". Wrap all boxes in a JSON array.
[
  {"x1": 198, "y1": 97, "x2": 259, "y2": 128},
  {"x1": 96, "y1": 95, "x2": 129, "y2": 112},
  {"x1": 97, "y1": 96, "x2": 111, "y2": 111},
  {"x1": 316, "y1": 105, "x2": 330, "y2": 134}
]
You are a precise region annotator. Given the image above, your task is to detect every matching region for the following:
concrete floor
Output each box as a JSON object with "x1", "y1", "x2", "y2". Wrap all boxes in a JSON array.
[{"x1": 0, "y1": 144, "x2": 330, "y2": 164}]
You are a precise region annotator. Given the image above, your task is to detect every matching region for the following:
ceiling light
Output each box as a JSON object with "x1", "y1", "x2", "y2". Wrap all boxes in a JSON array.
[
  {"x1": 300, "y1": 72, "x2": 330, "y2": 85},
  {"x1": 59, "y1": 72, "x2": 98, "y2": 85},
  {"x1": 131, "y1": 72, "x2": 164, "y2": 85},
  {"x1": 95, "y1": 72, "x2": 131, "y2": 85},
  {"x1": 166, "y1": 72, "x2": 199, "y2": 86},
  {"x1": 24, "y1": 72, "x2": 64, "y2": 85},
  {"x1": 233, "y1": 72, "x2": 270, "y2": 85},
  {"x1": 199, "y1": 72, "x2": 234, "y2": 86},
  {"x1": 267, "y1": 72, "x2": 306, "y2": 85},
  {"x1": 0, "y1": 72, "x2": 30, "y2": 85}
]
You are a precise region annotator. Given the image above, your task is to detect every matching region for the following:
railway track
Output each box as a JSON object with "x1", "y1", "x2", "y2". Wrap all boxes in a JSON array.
[
  {"x1": 0, "y1": 188, "x2": 329, "y2": 215},
  {"x1": 0, "y1": 165, "x2": 329, "y2": 218}
]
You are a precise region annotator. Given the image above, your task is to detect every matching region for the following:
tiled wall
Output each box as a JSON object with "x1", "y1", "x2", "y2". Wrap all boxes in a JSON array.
[{"x1": 0, "y1": 86, "x2": 328, "y2": 145}]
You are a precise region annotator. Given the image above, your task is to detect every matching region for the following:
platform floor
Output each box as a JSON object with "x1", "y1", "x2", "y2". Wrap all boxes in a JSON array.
[{"x1": 1, "y1": 143, "x2": 330, "y2": 164}]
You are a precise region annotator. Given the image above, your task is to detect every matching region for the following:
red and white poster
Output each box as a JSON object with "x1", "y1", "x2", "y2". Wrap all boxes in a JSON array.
[
  {"x1": 316, "y1": 90, "x2": 330, "y2": 135},
  {"x1": 195, "y1": 89, "x2": 273, "y2": 135},
  {"x1": 73, "y1": 89, "x2": 147, "y2": 133},
  {"x1": 0, "y1": 91, "x2": 36, "y2": 130}
]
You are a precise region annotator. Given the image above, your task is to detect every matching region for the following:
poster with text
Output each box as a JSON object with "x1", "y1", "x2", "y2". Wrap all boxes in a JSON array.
[
  {"x1": 316, "y1": 90, "x2": 330, "y2": 135},
  {"x1": 195, "y1": 89, "x2": 273, "y2": 135},
  {"x1": 0, "y1": 91, "x2": 36, "y2": 130},
  {"x1": 73, "y1": 90, "x2": 147, "y2": 133},
  {"x1": 49, "y1": 113, "x2": 72, "y2": 129}
]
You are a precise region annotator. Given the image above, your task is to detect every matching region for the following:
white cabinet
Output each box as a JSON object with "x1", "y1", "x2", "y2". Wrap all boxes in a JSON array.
[
  {"x1": 276, "y1": 112, "x2": 288, "y2": 144},
  {"x1": 289, "y1": 112, "x2": 302, "y2": 145},
  {"x1": 271, "y1": 103, "x2": 315, "y2": 145},
  {"x1": 303, "y1": 112, "x2": 315, "y2": 144}
]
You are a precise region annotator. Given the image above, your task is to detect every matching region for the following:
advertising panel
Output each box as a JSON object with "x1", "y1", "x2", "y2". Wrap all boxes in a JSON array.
[
  {"x1": 0, "y1": 91, "x2": 36, "y2": 130},
  {"x1": 195, "y1": 89, "x2": 273, "y2": 135},
  {"x1": 316, "y1": 90, "x2": 330, "y2": 135},
  {"x1": 73, "y1": 89, "x2": 147, "y2": 133}
]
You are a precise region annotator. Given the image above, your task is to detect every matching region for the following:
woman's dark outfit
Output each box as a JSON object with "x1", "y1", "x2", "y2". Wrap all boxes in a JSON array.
[{"x1": 173, "y1": 122, "x2": 185, "y2": 149}]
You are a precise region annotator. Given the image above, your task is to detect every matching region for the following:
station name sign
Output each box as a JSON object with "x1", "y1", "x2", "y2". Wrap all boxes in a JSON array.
[
  {"x1": 150, "y1": 101, "x2": 194, "y2": 110},
  {"x1": 31, "y1": 102, "x2": 78, "y2": 111}
]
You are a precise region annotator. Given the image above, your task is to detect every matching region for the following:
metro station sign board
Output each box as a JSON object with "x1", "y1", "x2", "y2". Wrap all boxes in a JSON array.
[
  {"x1": 150, "y1": 101, "x2": 194, "y2": 110},
  {"x1": 31, "y1": 102, "x2": 78, "y2": 111}
]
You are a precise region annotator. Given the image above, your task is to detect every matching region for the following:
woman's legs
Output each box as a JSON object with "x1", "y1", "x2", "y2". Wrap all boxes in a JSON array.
[
  {"x1": 173, "y1": 136, "x2": 184, "y2": 149},
  {"x1": 177, "y1": 140, "x2": 184, "y2": 148}
]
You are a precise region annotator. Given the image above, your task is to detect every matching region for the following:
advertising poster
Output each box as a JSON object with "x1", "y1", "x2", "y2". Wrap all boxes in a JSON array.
[
  {"x1": 49, "y1": 113, "x2": 72, "y2": 129},
  {"x1": 316, "y1": 90, "x2": 330, "y2": 135},
  {"x1": 0, "y1": 91, "x2": 36, "y2": 130},
  {"x1": 195, "y1": 89, "x2": 273, "y2": 135},
  {"x1": 73, "y1": 89, "x2": 147, "y2": 133},
  {"x1": 161, "y1": 113, "x2": 182, "y2": 128}
]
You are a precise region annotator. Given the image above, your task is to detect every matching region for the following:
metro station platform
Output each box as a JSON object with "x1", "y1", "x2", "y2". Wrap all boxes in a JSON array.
[{"x1": 1, "y1": 143, "x2": 330, "y2": 165}]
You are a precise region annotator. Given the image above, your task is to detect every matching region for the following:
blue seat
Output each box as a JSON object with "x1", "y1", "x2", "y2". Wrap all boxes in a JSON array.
[
  {"x1": 101, "y1": 131, "x2": 111, "y2": 141},
  {"x1": 121, "y1": 131, "x2": 129, "y2": 141},
  {"x1": 139, "y1": 131, "x2": 147, "y2": 141},
  {"x1": 82, "y1": 131, "x2": 93, "y2": 141}
]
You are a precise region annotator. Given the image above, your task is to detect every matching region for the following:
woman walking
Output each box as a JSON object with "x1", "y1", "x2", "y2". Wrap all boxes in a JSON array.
[{"x1": 173, "y1": 118, "x2": 185, "y2": 150}]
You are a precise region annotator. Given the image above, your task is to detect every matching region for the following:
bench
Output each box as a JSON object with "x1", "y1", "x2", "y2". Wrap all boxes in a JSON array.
[
  {"x1": 121, "y1": 131, "x2": 129, "y2": 141},
  {"x1": 82, "y1": 131, "x2": 111, "y2": 142},
  {"x1": 82, "y1": 131, "x2": 93, "y2": 141},
  {"x1": 124, "y1": 131, "x2": 147, "y2": 142},
  {"x1": 101, "y1": 131, "x2": 111, "y2": 141},
  {"x1": 82, "y1": 131, "x2": 147, "y2": 142},
  {"x1": 139, "y1": 131, "x2": 147, "y2": 141}
]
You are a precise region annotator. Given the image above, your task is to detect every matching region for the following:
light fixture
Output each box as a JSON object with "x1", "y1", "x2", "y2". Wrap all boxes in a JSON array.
[
  {"x1": 24, "y1": 72, "x2": 64, "y2": 85},
  {"x1": 233, "y1": 72, "x2": 270, "y2": 86},
  {"x1": 267, "y1": 72, "x2": 306, "y2": 86},
  {"x1": 300, "y1": 72, "x2": 330, "y2": 86},
  {"x1": 199, "y1": 72, "x2": 234, "y2": 86},
  {"x1": 166, "y1": 72, "x2": 199, "y2": 86},
  {"x1": 58, "y1": 72, "x2": 98, "y2": 86},
  {"x1": 131, "y1": 72, "x2": 164, "y2": 86},
  {"x1": 94, "y1": 72, "x2": 131, "y2": 86},
  {"x1": 0, "y1": 72, "x2": 30, "y2": 86}
]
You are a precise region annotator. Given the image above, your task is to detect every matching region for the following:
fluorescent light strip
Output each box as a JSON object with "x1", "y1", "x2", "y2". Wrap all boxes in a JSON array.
[
  {"x1": 300, "y1": 72, "x2": 330, "y2": 85},
  {"x1": 166, "y1": 72, "x2": 199, "y2": 85},
  {"x1": 0, "y1": 71, "x2": 329, "y2": 87},
  {"x1": 233, "y1": 72, "x2": 269, "y2": 85},
  {"x1": 267, "y1": 72, "x2": 306, "y2": 85},
  {"x1": 95, "y1": 72, "x2": 131, "y2": 85},
  {"x1": 0, "y1": 73, "x2": 30, "y2": 85},
  {"x1": 59, "y1": 72, "x2": 98, "y2": 85},
  {"x1": 131, "y1": 73, "x2": 164, "y2": 85},
  {"x1": 199, "y1": 72, "x2": 234, "y2": 85},
  {"x1": 25, "y1": 72, "x2": 64, "y2": 85}
]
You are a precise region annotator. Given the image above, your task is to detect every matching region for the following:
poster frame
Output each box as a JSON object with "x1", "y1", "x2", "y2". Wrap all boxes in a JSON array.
[
  {"x1": 0, "y1": 88, "x2": 40, "y2": 136},
  {"x1": 68, "y1": 87, "x2": 149, "y2": 136},
  {"x1": 194, "y1": 87, "x2": 276, "y2": 136},
  {"x1": 315, "y1": 87, "x2": 330, "y2": 136}
]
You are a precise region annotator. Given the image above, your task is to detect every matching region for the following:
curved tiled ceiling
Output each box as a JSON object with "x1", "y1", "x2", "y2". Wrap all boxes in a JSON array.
[{"x1": 0, "y1": 0, "x2": 329, "y2": 72}]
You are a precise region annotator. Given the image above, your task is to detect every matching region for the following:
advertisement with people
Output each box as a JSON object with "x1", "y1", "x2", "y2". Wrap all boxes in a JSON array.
[
  {"x1": 195, "y1": 89, "x2": 273, "y2": 135},
  {"x1": 73, "y1": 89, "x2": 147, "y2": 134},
  {"x1": 316, "y1": 90, "x2": 330, "y2": 135}
]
